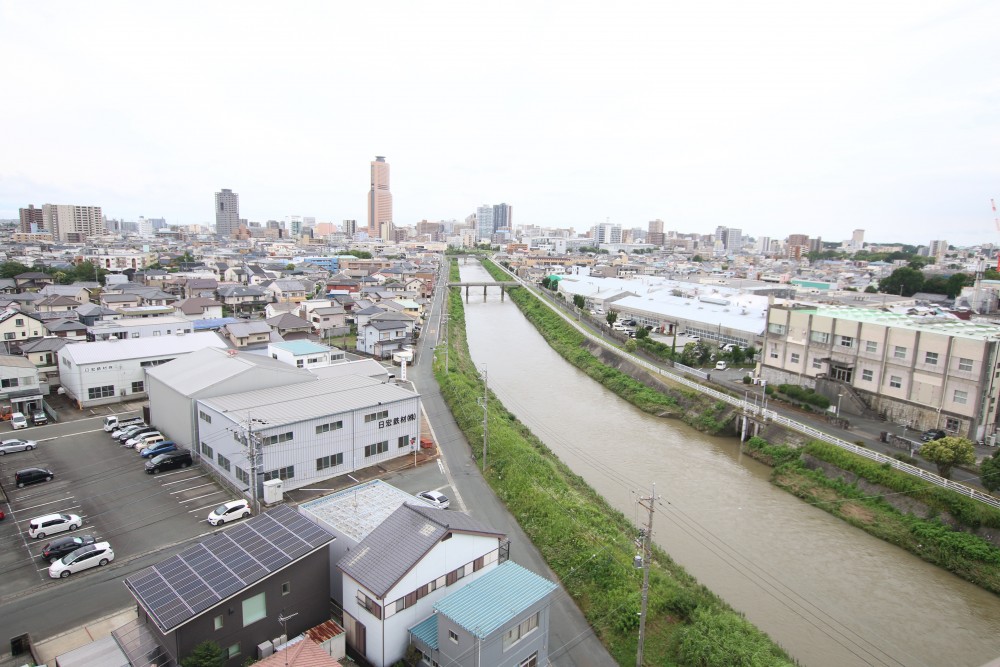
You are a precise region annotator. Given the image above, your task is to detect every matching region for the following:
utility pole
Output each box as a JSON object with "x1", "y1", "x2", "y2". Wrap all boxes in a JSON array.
[
  {"x1": 476, "y1": 365, "x2": 488, "y2": 471},
  {"x1": 245, "y1": 413, "x2": 261, "y2": 511},
  {"x1": 635, "y1": 483, "x2": 657, "y2": 667},
  {"x1": 445, "y1": 315, "x2": 450, "y2": 373}
]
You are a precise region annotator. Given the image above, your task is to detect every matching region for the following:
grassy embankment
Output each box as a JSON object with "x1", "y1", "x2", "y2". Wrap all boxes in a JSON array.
[
  {"x1": 745, "y1": 436, "x2": 1000, "y2": 594},
  {"x1": 435, "y1": 260, "x2": 793, "y2": 666}
]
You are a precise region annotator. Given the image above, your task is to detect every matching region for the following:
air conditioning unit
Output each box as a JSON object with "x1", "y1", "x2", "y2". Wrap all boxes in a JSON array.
[
  {"x1": 272, "y1": 634, "x2": 287, "y2": 649},
  {"x1": 257, "y1": 640, "x2": 274, "y2": 658}
]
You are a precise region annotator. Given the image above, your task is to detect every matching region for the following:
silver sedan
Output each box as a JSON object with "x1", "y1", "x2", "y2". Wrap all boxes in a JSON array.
[{"x1": 0, "y1": 438, "x2": 37, "y2": 455}]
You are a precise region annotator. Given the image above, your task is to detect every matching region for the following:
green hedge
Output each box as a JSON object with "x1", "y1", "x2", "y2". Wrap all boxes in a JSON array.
[{"x1": 776, "y1": 384, "x2": 830, "y2": 409}]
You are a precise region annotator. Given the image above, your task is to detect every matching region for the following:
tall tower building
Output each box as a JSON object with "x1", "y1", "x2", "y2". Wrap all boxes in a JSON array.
[
  {"x1": 42, "y1": 204, "x2": 104, "y2": 242},
  {"x1": 476, "y1": 205, "x2": 495, "y2": 241},
  {"x1": 342, "y1": 219, "x2": 358, "y2": 236},
  {"x1": 19, "y1": 205, "x2": 44, "y2": 233},
  {"x1": 492, "y1": 203, "x2": 513, "y2": 231},
  {"x1": 368, "y1": 156, "x2": 392, "y2": 235},
  {"x1": 852, "y1": 229, "x2": 865, "y2": 251},
  {"x1": 590, "y1": 223, "x2": 622, "y2": 245},
  {"x1": 215, "y1": 189, "x2": 240, "y2": 237}
]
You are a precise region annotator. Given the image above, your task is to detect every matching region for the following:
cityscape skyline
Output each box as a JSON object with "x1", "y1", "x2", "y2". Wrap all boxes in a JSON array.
[{"x1": 1, "y1": 2, "x2": 998, "y2": 247}]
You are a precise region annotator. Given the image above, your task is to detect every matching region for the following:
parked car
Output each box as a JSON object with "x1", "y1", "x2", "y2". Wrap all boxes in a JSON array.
[
  {"x1": 31, "y1": 410, "x2": 48, "y2": 426},
  {"x1": 41, "y1": 534, "x2": 97, "y2": 563},
  {"x1": 0, "y1": 438, "x2": 36, "y2": 455},
  {"x1": 145, "y1": 449, "x2": 193, "y2": 474},
  {"x1": 715, "y1": 361, "x2": 728, "y2": 370},
  {"x1": 15, "y1": 467, "x2": 53, "y2": 488},
  {"x1": 416, "y1": 490, "x2": 450, "y2": 509},
  {"x1": 921, "y1": 429, "x2": 948, "y2": 442},
  {"x1": 28, "y1": 513, "x2": 81, "y2": 539},
  {"x1": 207, "y1": 499, "x2": 251, "y2": 526},
  {"x1": 117, "y1": 425, "x2": 155, "y2": 444},
  {"x1": 10, "y1": 412, "x2": 28, "y2": 429},
  {"x1": 140, "y1": 441, "x2": 177, "y2": 459},
  {"x1": 48, "y1": 542, "x2": 114, "y2": 578},
  {"x1": 126, "y1": 431, "x2": 163, "y2": 449}
]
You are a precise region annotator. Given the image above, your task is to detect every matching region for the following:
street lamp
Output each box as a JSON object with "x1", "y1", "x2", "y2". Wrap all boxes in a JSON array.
[{"x1": 837, "y1": 391, "x2": 843, "y2": 417}]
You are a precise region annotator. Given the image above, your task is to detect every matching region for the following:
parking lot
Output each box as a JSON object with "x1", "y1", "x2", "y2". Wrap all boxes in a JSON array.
[{"x1": 0, "y1": 415, "x2": 237, "y2": 598}]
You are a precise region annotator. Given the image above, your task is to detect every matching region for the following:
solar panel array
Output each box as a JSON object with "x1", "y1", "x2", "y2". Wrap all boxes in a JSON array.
[{"x1": 125, "y1": 504, "x2": 334, "y2": 633}]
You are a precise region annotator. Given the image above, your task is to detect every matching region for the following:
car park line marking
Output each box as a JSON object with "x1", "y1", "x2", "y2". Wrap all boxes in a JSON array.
[
  {"x1": 15, "y1": 497, "x2": 76, "y2": 513},
  {"x1": 180, "y1": 491, "x2": 226, "y2": 505},
  {"x1": 160, "y1": 474, "x2": 208, "y2": 486},
  {"x1": 170, "y1": 483, "x2": 216, "y2": 495},
  {"x1": 188, "y1": 500, "x2": 229, "y2": 514}
]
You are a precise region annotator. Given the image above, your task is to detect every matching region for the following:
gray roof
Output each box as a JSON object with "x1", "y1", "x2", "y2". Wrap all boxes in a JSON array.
[
  {"x1": 339, "y1": 504, "x2": 503, "y2": 598},
  {"x1": 265, "y1": 313, "x2": 312, "y2": 329},
  {"x1": 20, "y1": 337, "x2": 69, "y2": 353},
  {"x1": 225, "y1": 321, "x2": 271, "y2": 337},
  {"x1": 367, "y1": 320, "x2": 407, "y2": 331},
  {"x1": 217, "y1": 285, "x2": 266, "y2": 298},
  {"x1": 198, "y1": 374, "x2": 418, "y2": 427},
  {"x1": 124, "y1": 505, "x2": 335, "y2": 633},
  {"x1": 146, "y1": 346, "x2": 314, "y2": 395},
  {"x1": 76, "y1": 302, "x2": 118, "y2": 317}
]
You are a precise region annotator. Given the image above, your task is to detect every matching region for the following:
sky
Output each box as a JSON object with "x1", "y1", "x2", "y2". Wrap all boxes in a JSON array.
[{"x1": 1, "y1": 1, "x2": 998, "y2": 247}]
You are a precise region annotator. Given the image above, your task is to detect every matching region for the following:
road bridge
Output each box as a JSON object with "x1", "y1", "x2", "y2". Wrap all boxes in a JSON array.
[{"x1": 448, "y1": 281, "x2": 519, "y2": 301}]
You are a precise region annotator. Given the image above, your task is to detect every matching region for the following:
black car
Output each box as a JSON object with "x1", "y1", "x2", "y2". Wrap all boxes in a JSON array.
[
  {"x1": 15, "y1": 467, "x2": 54, "y2": 488},
  {"x1": 41, "y1": 534, "x2": 96, "y2": 563},
  {"x1": 31, "y1": 410, "x2": 48, "y2": 426},
  {"x1": 145, "y1": 449, "x2": 193, "y2": 474},
  {"x1": 921, "y1": 429, "x2": 948, "y2": 442}
]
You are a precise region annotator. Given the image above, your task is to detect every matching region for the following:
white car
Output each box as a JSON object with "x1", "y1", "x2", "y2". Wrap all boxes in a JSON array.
[
  {"x1": 28, "y1": 513, "x2": 82, "y2": 539},
  {"x1": 416, "y1": 490, "x2": 450, "y2": 509},
  {"x1": 48, "y1": 542, "x2": 114, "y2": 578},
  {"x1": 208, "y1": 499, "x2": 251, "y2": 526},
  {"x1": 715, "y1": 361, "x2": 728, "y2": 370},
  {"x1": 0, "y1": 438, "x2": 36, "y2": 455},
  {"x1": 10, "y1": 412, "x2": 28, "y2": 429},
  {"x1": 126, "y1": 432, "x2": 162, "y2": 449}
]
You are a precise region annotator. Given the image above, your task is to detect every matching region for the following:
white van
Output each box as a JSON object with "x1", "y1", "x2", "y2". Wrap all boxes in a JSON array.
[
  {"x1": 10, "y1": 412, "x2": 28, "y2": 429},
  {"x1": 715, "y1": 361, "x2": 728, "y2": 370}
]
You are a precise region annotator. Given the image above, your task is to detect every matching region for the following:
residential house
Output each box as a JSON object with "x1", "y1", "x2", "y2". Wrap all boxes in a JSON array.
[
  {"x1": 388, "y1": 298, "x2": 422, "y2": 320},
  {"x1": 217, "y1": 285, "x2": 268, "y2": 313},
  {"x1": 266, "y1": 279, "x2": 310, "y2": 303},
  {"x1": 13, "y1": 271, "x2": 53, "y2": 291},
  {"x1": 357, "y1": 320, "x2": 408, "y2": 358},
  {"x1": 20, "y1": 337, "x2": 68, "y2": 375},
  {"x1": 100, "y1": 293, "x2": 142, "y2": 311},
  {"x1": 76, "y1": 302, "x2": 122, "y2": 326},
  {"x1": 175, "y1": 297, "x2": 224, "y2": 321},
  {"x1": 265, "y1": 312, "x2": 312, "y2": 339},
  {"x1": 224, "y1": 265, "x2": 249, "y2": 284},
  {"x1": 116, "y1": 505, "x2": 335, "y2": 667},
  {"x1": 224, "y1": 321, "x2": 273, "y2": 348},
  {"x1": 0, "y1": 278, "x2": 16, "y2": 294},
  {"x1": 44, "y1": 318, "x2": 89, "y2": 340},
  {"x1": 337, "y1": 502, "x2": 507, "y2": 667},
  {"x1": 35, "y1": 294, "x2": 82, "y2": 313},
  {"x1": 268, "y1": 341, "x2": 342, "y2": 369},
  {"x1": 0, "y1": 355, "x2": 46, "y2": 414},
  {"x1": 39, "y1": 283, "x2": 97, "y2": 304},
  {"x1": 132, "y1": 269, "x2": 170, "y2": 287},
  {"x1": 185, "y1": 278, "x2": 219, "y2": 299},
  {"x1": 408, "y1": 561, "x2": 558, "y2": 667},
  {"x1": 0, "y1": 309, "x2": 46, "y2": 350}
]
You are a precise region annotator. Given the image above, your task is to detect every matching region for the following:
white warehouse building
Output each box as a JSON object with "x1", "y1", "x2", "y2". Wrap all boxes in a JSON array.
[
  {"x1": 194, "y1": 375, "x2": 421, "y2": 496},
  {"x1": 58, "y1": 332, "x2": 228, "y2": 408}
]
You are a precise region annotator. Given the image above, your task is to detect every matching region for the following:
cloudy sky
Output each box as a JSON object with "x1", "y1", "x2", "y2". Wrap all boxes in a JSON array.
[{"x1": 1, "y1": 1, "x2": 998, "y2": 247}]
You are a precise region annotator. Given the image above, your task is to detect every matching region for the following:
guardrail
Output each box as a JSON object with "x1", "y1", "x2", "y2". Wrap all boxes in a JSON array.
[{"x1": 487, "y1": 260, "x2": 1000, "y2": 511}]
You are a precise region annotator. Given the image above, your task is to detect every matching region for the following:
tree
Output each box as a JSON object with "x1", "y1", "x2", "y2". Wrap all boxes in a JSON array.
[
  {"x1": 864, "y1": 285, "x2": 877, "y2": 293},
  {"x1": 572, "y1": 294, "x2": 585, "y2": 309},
  {"x1": 919, "y1": 436, "x2": 976, "y2": 479},
  {"x1": 692, "y1": 254, "x2": 704, "y2": 262},
  {"x1": 981, "y1": 450, "x2": 1000, "y2": 493},
  {"x1": 606, "y1": 310, "x2": 618, "y2": 326},
  {"x1": 180, "y1": 641, "x2": 225, "y2": 667},
  {"x1": 634, "y1": 326, "x2": 649, "y2": 340},
  {"x1": 0, "y1": 261, "x2": 34, "y2": 279},
  {"x1": 624, "y1": 338, "x2": 637, "y2": 352},
  {"x1": 878, "y1": 267, "x2": 924, "y2": 296}
]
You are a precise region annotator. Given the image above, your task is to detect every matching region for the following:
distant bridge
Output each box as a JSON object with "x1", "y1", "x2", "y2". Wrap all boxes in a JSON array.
[{"x1": 448, "y1": 281, "x2": 520, "y2": 301}]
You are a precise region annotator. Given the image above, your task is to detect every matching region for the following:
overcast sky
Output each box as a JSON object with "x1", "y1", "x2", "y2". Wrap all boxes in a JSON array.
[{"x1": 1, "y1": 1, "x2": 998, "y2": 247}]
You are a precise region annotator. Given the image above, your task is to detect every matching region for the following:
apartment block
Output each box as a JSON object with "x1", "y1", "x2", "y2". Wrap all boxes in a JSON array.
[
  {"x1": 761, "y1": 305, "x2": 1000, "y2": 441},
  {"x1": 42, "y1": 204, "x2": 105, "y2": 242}
]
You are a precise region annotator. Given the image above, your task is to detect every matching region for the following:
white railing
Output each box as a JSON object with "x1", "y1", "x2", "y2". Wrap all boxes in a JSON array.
[{"x1": 487, "y1": 260, "x2": 1000, "y2": 511}]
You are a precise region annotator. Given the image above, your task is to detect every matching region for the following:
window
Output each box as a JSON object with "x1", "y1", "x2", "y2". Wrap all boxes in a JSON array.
[
  {"x1": 87, "y1": 385, "x2": 115, "y2": 399},
  {"x1": 316, "y1": 420, "x2": 343, "y2": 434},
  {"x1": 262, "y1": 466, "x2": 294, "y2": 481},
  {"x1": 503, "y1": 612, "x2": 540, "y2": 651},
  {"x1": 227, "y1": 643, "x2": 239, "y2": 659},
  {"x1": 316, "y1": 453, "x2": 344, "y2": 471},
  {"x1": 520, "y1": 654, "x2": 538, "y2": 667},
  {"x1": 364, "y1": 410, "x2": 389, "y2": 423},
  {"x1": 862, "y1": 369, "x2": 873, "y2": 382},
  {"x1": 769, "y1": 344, "x2": 778, "y2": 359},
  {"x1": 812, "y1": 358, "x2": 822, "y2": 369},
  {"x1": 281, "y1": 582, "x2": 291, "y2": 596},
  {"x1": 201, "y1": 442, "x2": 214, "y2": 458},
  {"x1": 893, "y1": 346, "x2": 906, "y2": 359},
  {"x1": 296, "y1": 360, "x2": 304, "y2": 367},
  {"x1": 199, "y1": 410, "x2": 212, "y2": 424},
  {"x1": 131, "y1": 332, "x2": 140, "y2": 338},
  {"x1": 889, "y1": 376, "x2": 902, "y2": 389},
  {"x1": 364, "y1": 441, "x2": 389, "y2": 457},
  {"x1": 446, "y1": 565, "x2": 466, "y2": 586},
  {"x1": 261, "y1": 432, "x2": 293, "y2": 446},
  {"x1": 449, "y1": 630, "x2": 459, "y2": 644},
  {"x1": 235, "y1": 467, "x2": 249, "y2": 485},
  {"x1": 946, "y1": 417, "x2": 960, "y2": 431},
  {"x1": 218, "y1": 454, "x2": 231, "y2": 472},
  {"x1": 3, "y1": 333, "x2": 14, "y2": 340},
  {"x1": 356, "y1": 591, "x2": 382, "y2": 619},
  {"x1": 925, "y1": 352, "x2": 939, "y2": 365},
  {"x1": 398, "y1": 435, "x2": 410, "y2": 449},
  {"x1": 789, "y1": 353, "x2": 800, "y2": 364},
  {"x1": 959, "y1": 357, "x2": 973, "y2": 372},
  {"x1": 15, "y1": 318, "x2": 23, "y2": 326},
  {"x1": 954, "y1": 390, "x2": 968, "y2": 405},
  {"x1": 1, "y1": 378, "x2": 19, "y2": 388},
  {"x1": 809, "y1": 331, "x2": 830, "y2": 344},
  {"x1": 865, "y1": 341, "x2": 877, "y2": 353},
  {"x1": 131, "y1": 381, "x2": 144, "y2": 393},
  {"x1": 837, "y1": 336, "x2": 854, "y2": 348},
  {"x1": 242, "y1": 592, "x2": 266, "y2": 626},
  {"x1": 214, "y1": 615, "x2": 223, "y2": 631},
  {"x1": 767, "y1": 323, "x2": 787, "y2": 335}
]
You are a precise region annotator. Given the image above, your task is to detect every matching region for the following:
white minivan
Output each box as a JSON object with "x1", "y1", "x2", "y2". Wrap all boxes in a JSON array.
[
  {"x1": 715, "y1": 361, "x2": 728, "y2": 370},
  {"x1": 10, "y1": 412, "x2": 28, "y2": 429}
]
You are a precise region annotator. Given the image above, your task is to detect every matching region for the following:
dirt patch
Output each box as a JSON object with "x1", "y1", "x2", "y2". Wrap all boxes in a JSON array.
[{"x1": 841, "y1": 502, "x2": 876, "y2": 524}]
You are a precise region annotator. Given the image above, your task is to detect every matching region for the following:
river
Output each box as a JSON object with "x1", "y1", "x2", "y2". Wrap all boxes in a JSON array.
[{"x1": 458, "y1": 261, "x2": 1000, "y2": 667}]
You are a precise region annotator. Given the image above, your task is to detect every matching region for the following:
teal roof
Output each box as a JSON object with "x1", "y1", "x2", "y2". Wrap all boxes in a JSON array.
[
  {"x1": 409, "y1": 614, "x2": 439, "y2": 649},
  {"x1": 432, "y1": 562, "x2": 557, "y2": 638},
  {"x1": 270, "y1": 340, "x2": 329, "y2": 355}
]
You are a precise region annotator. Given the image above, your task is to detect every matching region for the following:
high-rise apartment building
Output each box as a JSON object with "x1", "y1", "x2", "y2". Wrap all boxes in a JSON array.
[
  {"x1": 476, "y1": 205, "x2": 495, "y2": 241},
  {"x1": 852, "y1": 229, "x2": 865, "y2": 251},
  {"x1": 929, "y1": 240, "x2": 949, "y2": 261},
  {"x1": 368, "y1": 156, "x2": 392, "y2": 235},
  {"x1": 591, "y1": 223, "x2": 622, "y2": 245},
  {"x1": 492, "y1": 203, "x2": 513, "y2": 230},
  {"x1": 647, "y1": 219, "x2": 665, "y2": 246},
  {"x1": 342, "y1": 219, "x2": 358, "y2": 236},
  {"x1": 42, "y1": 204, "x2": 105, "y2": 242},
  {"x1": 215, "y1": 189, "x2": 240, "y2": 237},
  {"x1": 19, "y1": 205, "x2": 44, "y2": 233}
]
